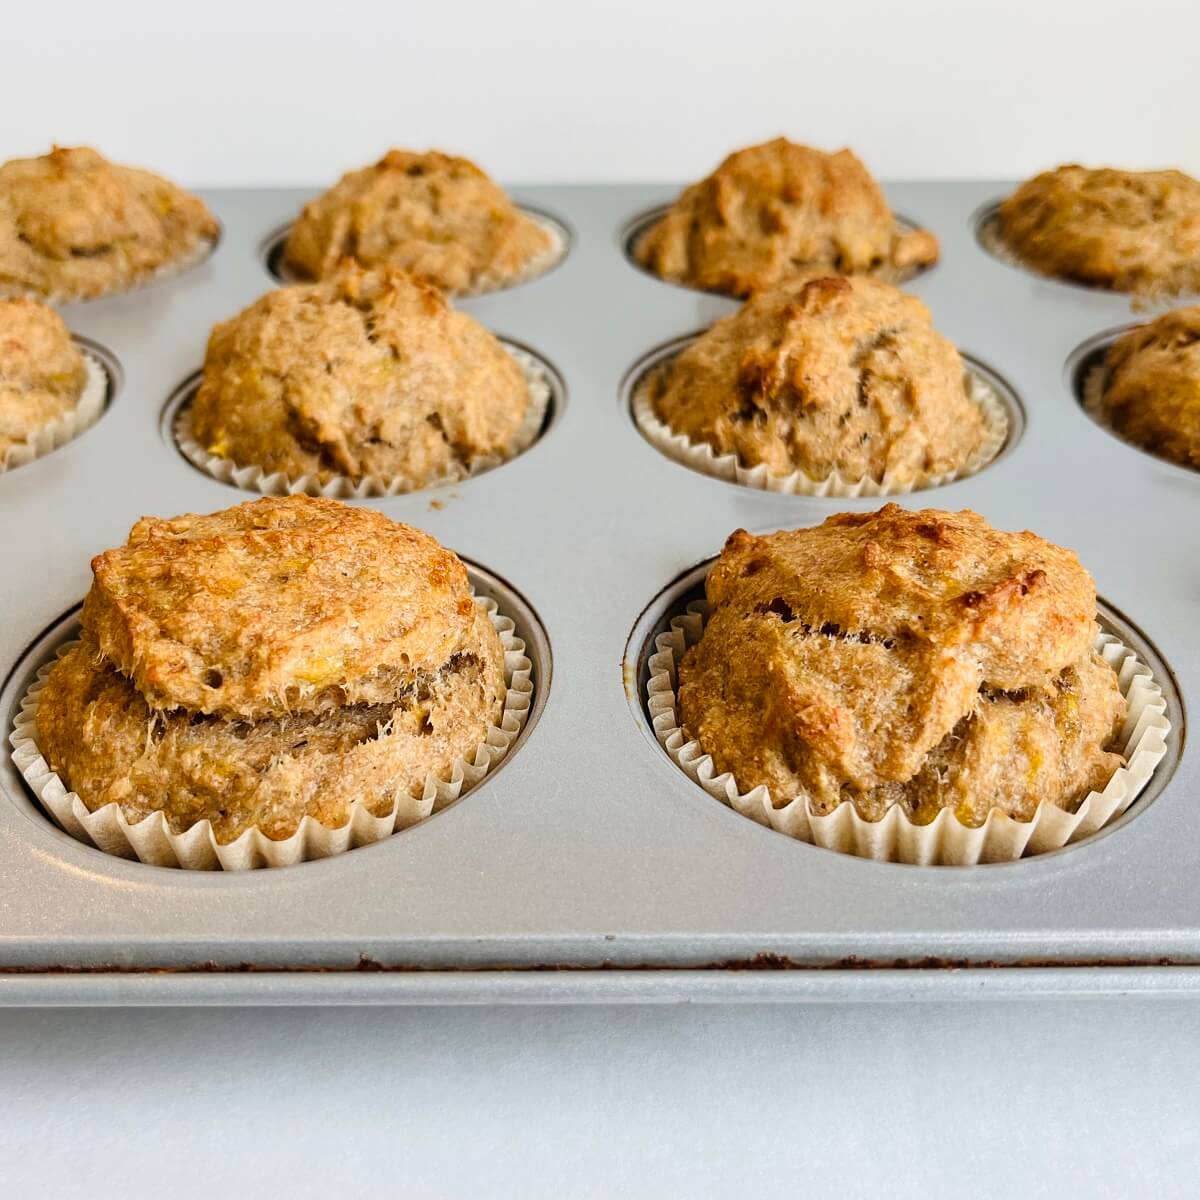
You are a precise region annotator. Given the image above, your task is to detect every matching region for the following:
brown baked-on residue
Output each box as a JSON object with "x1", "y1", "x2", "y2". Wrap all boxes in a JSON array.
[
  {"x1": 36, "y1": 496, "x2": 506, "y2": 844},
  {"x1": 649, "y1": 274, "x2": 984, "y2": 485},
  {"x1": 0, "y1": 146, "x2": 218, "y2": 300},
  {"x1": 282, "y1": 149, "x2": 554, "y2": 294},
  {"x1": 1098, "y1": 305, "x2": 1200, "y2": 470},
  {"x1": 190, "y1": 263, "x2": 531, "y2": 488},
  {"x1": 678, "y1": 506, "x2": 1126, "y2": 827},
  {"x1": 997, "y1": 165, "x2": 1200, "y2": 297},
  {"x1": 0, "y1": 297, "x2": 86, "y2": 457},
  {"x1": 635, "y1": 138, "x2": 939, "y2": 297}
]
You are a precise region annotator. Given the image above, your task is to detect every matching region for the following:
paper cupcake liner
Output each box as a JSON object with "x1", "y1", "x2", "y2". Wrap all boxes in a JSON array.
[
  {"x1": 632, "y1": 357, "x2": 1010, "y2": 497},
  {"x1": 0, "y1": 235, "x2": 216, "y2": 304},
  {"x1": 9, "y1": 594, "x2": 532, "y2": 871},
  {"x1": 646, "y1": 600, "x2": 1171, "y2": 865},
  {"x1": 0, "y1": 352, "x2": 108, "y2": 474},
  {"x1": 174, "y1": 345, "x2": 552, "y2": 499}
]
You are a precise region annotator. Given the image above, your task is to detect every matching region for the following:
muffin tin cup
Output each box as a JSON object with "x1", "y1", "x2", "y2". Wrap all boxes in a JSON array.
[
  {"x1": 646, "y1": 601, "x2": 1171, "y2": 866},
  {"x1": 630, "y1": 346, "x2": 1013, "y2": 497},
  {"x1": 0, "y1": 351, "x2": 108, "y2": 474},
  {"x1": 171, "y1": 344, "x2": 555, "y2": 499},
  {"x1": 8, "y1": 594, "x2": 533, "y2": 871}
]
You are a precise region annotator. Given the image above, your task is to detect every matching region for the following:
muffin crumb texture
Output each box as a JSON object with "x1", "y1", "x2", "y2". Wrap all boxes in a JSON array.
[
  {"x1": 1098, "y1": 305, "x2": 1200, "y2": 470},
  {"x1": 283, "y1": 149, "x2": 554, "y2": 294},
  {"x1": 650, "y1": 274, "x2": 985, "y2": 486},
  {"x1": 997, "y1": 165, "x2": 1200, "y2": 296},
  {"x1": 678, "y1": 505, "x2": 1127, "y2": 827},
  {"x1": 0, "y1": 297, "x2": 86, "y2": 459},
  {"x1": 0, "y1": 146, "x2": 218, "y2": 300},
  {"x1": 191, "y1": 264, "x2": 531, "y2": 489},
  {"x1": 636, "y1": 138, "x2": 938, "y2": 297},
  {"x1": 36, "y1": 496, "x2": 507, "y2": 844}
]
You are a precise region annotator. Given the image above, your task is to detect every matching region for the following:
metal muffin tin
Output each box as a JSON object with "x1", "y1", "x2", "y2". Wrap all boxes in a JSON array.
[{"x1": 0, "y1": 182, "x2": 1196, "y2": 1006}]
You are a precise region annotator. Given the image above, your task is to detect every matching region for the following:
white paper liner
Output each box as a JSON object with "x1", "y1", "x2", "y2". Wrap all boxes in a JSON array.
[
  {"x1": 632, "y1": 356, "x2": 1010, "y2": 497},
  {"x1": 0, "y1": 235, "x2": 216, "y2": 304},
  {"x1": 174, "y1": 344, "x2": 552, "y2": 499},
  {"x1": 275, "y1": 213, "x2": 567, "y2": 298},
  {"x1": 9, "y1": 594, "x2": 532, "y2": 871},
  {"x1": 0, "y1": 352, "x2": 108, "y2": 473},
  {"x1": 646, "y1": 600, "x2": 1171, "y2": 866}
]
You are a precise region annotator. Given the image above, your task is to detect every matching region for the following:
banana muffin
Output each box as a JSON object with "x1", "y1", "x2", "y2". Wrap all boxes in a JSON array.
[
  {"x1": 647, "y1": 274, "x2": 986, "y2": 486},
  {"x1": 634, "y1": 138, "x2": 939, "y2": 297},
  {"x1": 0, "y1": 146, "x2": 218, "y2": 300},
  {"x1": 996, "y1": 165, "x2": 1200, "y2": 296},
  {"x1": 189, "y1": 264, "x2": 534, "y2": 489},
  {"x1": 36, "y1": 496, "x2": 507, "y2": 844},
  {"x1": 1, "y1": 297, "x2": 88, "y2": 463},
  {"x1": 1093, "y1": 305, "x2": 1200, "y2": 469},
  {"x1": 678, "y1": 506, "x2": 1126, "y2": 828},
  {"x1": 282, "y1": 149, "x2": 556, "y2": 294}
]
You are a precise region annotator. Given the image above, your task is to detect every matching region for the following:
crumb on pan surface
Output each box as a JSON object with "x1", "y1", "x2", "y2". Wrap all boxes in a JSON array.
[
  {"x1": 648, "y1": 274, "x2": 984, "y2": 485},
  {"x1": 635, "y1": 137, "x2": 938, "y2": 297},
  {"x1": 677, "y1": 505, "x2": 1126, "y2": 827},
  {"x1": 996, "y1": 165, "x2": 1200, "y2": 297},
  {"x1": 0, "y1": 297, "x2": 86, "y2": 456},
  {"x1": 190, "y1": 264, "x2": 530, "y2": 488},
  {"x1": 1098, "y1": 305, "x2": 1200, "y2": 470},
  {"x1": 282, "y1": 149, "x2": 554, "y2": 294},
  {"x1": 0, "y1": 146, "x2": 218, "y2": 300}
]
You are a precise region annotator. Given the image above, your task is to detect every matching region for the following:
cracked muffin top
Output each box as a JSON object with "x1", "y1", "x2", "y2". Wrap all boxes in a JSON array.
[
  {"x1": 190, "y1": 264, "x2": 531, "y2": 488},
  {"x1": 634, "y1": 138, "x2": 939, "y2": 297},
  {"x1": 678, "y1": 506, "x2": 1126, "y2": 827},
  {"x1": 648, "y1": 274, "x2": 986, "y2": 485},
  {"x1": 0, "y1": 297, "x2": 87, "y2": 457},
  {"x1": 282, "y1": 149, "x2": 556, "y2": 294},
  {"x1": 81, "y1": 495, "x2": 484, "y2": 720},
  {"x1": 1097, "y1": 305, "x2": 1200, "y2": 469},
  {"x1": 0, "y1": 146, "x2": 218, "y2": 300},
  {"x1": 996, "y1": 165, "x2": 1200, "y2": 296}
]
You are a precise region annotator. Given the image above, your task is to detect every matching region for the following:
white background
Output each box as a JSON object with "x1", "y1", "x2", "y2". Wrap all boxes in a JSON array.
[{"x1": 4, "y1": 1, "x2": 1200, "y2": 1194}]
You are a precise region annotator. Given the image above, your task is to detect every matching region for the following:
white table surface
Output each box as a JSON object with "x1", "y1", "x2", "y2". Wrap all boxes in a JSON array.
[{"x1": 2, "y1": 1000, "x2": 1196, "y2": 1197}]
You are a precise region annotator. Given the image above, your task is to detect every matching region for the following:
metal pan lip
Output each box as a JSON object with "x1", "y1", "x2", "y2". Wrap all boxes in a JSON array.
[
  {"x1": 623, "y1": 552, "x2": 1185, "y2": 872},
  {"x1": 0, "y1": 558, "x2": 553, "y2": 882}
]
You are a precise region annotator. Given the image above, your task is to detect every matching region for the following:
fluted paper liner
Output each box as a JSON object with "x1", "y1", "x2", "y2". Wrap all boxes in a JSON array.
[
  {"x1": 10, "y1": 595, "x2": 532, "y2": 870},
  {"x1": 0, "y1": 235, "x2": 216, "y2": 304},
  {"x1": 0, "y1": 352, "x2": 108, "y2": 473},
  {"x1": 647, "y1": 601, "x2": 1170, "y2": 865},
  {"x1": 275, "y1": 213, "x2": 567, "y2": 298},
  {"x1": 632, "y1": 357, "x2": 1010, "y2": 497},
  {"x1": 174, "y1": 344, "x2": 552, "y2": 499}
]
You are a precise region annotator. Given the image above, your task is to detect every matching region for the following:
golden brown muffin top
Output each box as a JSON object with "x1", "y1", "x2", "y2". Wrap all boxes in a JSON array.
[
  {"x1": 635, "y1": 138, "x2": 939, "y2": 297},
  {"x1": 1099, "y1": 305, "x2": 1200, "y2": 469},
  {"x1": 282, "y1": 149, "x2": 555, "y2": 294},
  {"x1": 190, "y1": 264, "x2": 531, "y2": 488},
  {"x1": 678, "y1": 507, "x2": 1122, "y2": 824},
  {"x1": 81, "y1": 496, "x2": 481, "y2": 721},
  {"x1": 649, "y1": 274, "x2": 985, "y2": 484},
  {"x1": 0, "y1": 297, "x2": 87, "y2": 455},
  {"x1": 0, "y1": 146, "x2": 218, "y2": 300},
  {"x1": 997, "y1": 165, "x2": 1200, "y2": 296}
]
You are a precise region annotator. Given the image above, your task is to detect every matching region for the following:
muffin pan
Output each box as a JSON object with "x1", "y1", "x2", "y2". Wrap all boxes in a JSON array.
[{"x1": 0, "y1": 182, "x2": 1196, "y2": 1005}]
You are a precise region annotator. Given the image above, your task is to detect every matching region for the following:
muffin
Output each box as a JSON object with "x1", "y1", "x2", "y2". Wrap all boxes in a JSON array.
[
  {"x1": 677, "y1": 506, "x2": 1127, "y2": 829},
  {"x1": 189, "y1": 264, "x2": 537, "y2": 491},
  {"x1": 1, "y1": 298, "x2": 89, "y2": 464},
  {"x1": 0, "y1": 146, "x2": 218, "y2": 300},
  {"x1": 1092, "y1": 305, "x2": 1200, "y2": 470},
  {"x1": 645, "y1": 274, "x2": 989, "y2": 487},
  {"x1": 634, "y1": 138, "x2": 939, "y2": 297},
  {"x1": 34, "y1": 496, "x2": 507, "y2": 846},
  {"x1": 996, "y1": 165, "x2": 1200, "y2": 296},
  {"x1": 282, "y1": 149, "x2": 557, "y2": 294}
]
